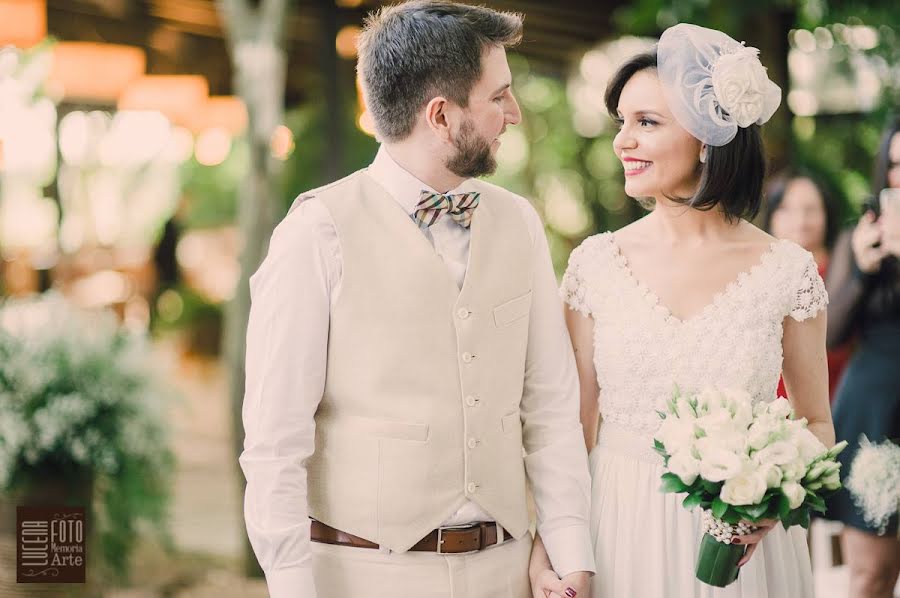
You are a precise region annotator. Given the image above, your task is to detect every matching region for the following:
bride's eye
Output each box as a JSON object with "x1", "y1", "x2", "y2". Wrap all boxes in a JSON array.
[
  {"x1": 639, "y1": 118, "x2": 657, "y2": 127},
  {"x1": 613, "y1": 117, "x2": 625, "y2": 129}
]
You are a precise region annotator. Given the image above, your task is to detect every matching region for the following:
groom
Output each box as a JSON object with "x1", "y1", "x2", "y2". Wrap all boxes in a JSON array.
[{"x1": 239, "y1": 2, "x2": 593, "y2": 597}]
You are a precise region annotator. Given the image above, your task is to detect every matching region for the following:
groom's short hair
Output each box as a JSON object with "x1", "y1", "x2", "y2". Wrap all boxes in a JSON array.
[{"x1": 357, "y1": 0, "x2": 523, "y2": 142}]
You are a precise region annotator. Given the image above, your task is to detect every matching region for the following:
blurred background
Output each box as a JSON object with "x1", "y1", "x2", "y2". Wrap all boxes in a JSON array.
[{"x1": 0, "y1": 0, "x2": 896, "y2": 596}]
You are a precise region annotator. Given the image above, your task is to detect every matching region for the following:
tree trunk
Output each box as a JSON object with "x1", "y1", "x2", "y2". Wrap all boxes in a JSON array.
[{"x1": 215, "y1": 0, "x2": 289, "y2": 578}]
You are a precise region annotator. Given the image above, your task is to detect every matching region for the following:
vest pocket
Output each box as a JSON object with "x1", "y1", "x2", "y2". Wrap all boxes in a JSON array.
[
  {"x1": 492, "y1": 290, "x2": 533, "y2": 327},
  {"x1": 347, "y1": 415, "x2": 429, "y2": 442},
  {"x1": 501, "y1": 411, "x2": 521, "y2": 434}
]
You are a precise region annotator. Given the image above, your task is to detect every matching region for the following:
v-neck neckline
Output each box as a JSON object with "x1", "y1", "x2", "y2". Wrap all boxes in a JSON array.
[{"x1": 605, "y1": 232, "x2": 784, "y2": 326}]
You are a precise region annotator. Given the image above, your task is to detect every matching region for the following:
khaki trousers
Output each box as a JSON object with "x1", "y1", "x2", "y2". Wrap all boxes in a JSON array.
[{"x1": 311, "y1": 533, "x2": 532, "y2": 598}]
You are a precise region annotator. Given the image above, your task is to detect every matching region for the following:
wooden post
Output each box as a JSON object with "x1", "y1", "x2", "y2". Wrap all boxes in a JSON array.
[{"x1": 215, "y1": 0, "x2": 289, "y2": 578}]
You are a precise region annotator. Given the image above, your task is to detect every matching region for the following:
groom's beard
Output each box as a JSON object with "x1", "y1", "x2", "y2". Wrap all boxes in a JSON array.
[{"x1": 445, "y1": 119, "x2": 496, "y2": 179}]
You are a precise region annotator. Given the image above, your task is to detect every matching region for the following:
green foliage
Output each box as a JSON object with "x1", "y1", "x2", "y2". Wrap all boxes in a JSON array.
[{"x1": 0, "y1": 293, "x2": 175, "y2": 582}]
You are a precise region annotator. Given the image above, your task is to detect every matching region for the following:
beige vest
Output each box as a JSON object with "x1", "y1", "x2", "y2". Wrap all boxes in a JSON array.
[{"x1": 305, "y1": 170, "x2": 535, "y2": 552}]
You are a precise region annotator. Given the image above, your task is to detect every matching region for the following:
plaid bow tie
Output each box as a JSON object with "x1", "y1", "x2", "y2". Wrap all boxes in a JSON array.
[{"x1": 413, "y1": 190, "x2": 481, "y2": 229}]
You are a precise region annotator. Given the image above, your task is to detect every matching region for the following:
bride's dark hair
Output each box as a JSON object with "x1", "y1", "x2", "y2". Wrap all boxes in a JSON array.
[{"x1": 604, "y1": 51, "x2": 766, "y2": 223}]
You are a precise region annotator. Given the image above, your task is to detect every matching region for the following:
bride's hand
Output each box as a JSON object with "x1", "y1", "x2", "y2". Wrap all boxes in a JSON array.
[{"x1": 733, "y1": 518, "x2": 778, "y2": 566}]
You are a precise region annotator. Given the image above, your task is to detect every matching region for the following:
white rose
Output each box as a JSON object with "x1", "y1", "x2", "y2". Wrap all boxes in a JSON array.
[
  {"x1": 720, "y1": 388, "x2": 754, "y2": 427},
  {"x1": 721, "y1": 470, "x2": 767, "y2": 506},
  {"x1": 759, "y1": 463, "x2": 783, "y2": 488},
  {"x1": 675, "y1": 396, "x2": 697, "y2": 420},
  {"x1": 766, "y1": 397, "x2": 792, "y2": 419},
  {"x1": 668, "y1": 450, "x2": 701, "y2": 486},
  {"x1": 747, "y1": 421, "x2": 774, "y2": 451},
  {"x1": 793, "y1": 427, "x2": 827, "y2": 465},
  {"x1": 711, "y1": 47, "x2": 770, "y2": 127},
  {"x1": 695, "y1": 388, "x2": 722, "y2": 414},
  {"x1": 781, "y1": 458, "x2": 807, "y2": 482},
  {"x1": 655, "y1": 417, "x2": 696, "y2": 454},
  {"x1": 781, "y1": 481, "x2": 807, "y2": 509},
  {"x1": 698, "y1": 447, "x2": 744, "y2": 483},
  {"x1": 755, "y1": 441, "x2": 799, "y2": 466}
]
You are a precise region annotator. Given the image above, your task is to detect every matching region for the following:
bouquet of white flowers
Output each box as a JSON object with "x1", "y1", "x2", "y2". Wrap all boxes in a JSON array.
[
  {"x1": 845, "y1": 436, "x2": 900, "y2": 537},
  {"x1": 653, "y1": 386, "x2": 847, "y2": 587}
]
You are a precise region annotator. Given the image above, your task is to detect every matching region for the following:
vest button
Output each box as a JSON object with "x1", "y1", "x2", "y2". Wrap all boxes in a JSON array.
[
  {"x1": 457, "y1": 307, "x2": 470, "y2": 320},
  {"x1": 467, "y1": 438, "x2": 479, "y2": 449},
  {"x1": 467, "y1": 482, "x2": 478, "y2": 493},
  {"x1": 465, "y1": 395, "x2": 478, "y2": 407},
  {"x1": 461, "y1": 352, "x2": 474, "y2": 363}
]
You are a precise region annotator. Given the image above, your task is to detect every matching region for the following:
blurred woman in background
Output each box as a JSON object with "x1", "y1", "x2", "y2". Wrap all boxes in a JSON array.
[
  {"x1": 823, "y1": 118, "x2": 900, "y2": 598},
  {"x1": 763, "y1": 169, "x2": 851, "y2": 402}
]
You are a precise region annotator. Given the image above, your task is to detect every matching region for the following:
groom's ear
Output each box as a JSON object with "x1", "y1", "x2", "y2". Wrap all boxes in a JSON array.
[{"x1": 425, "y1": 95, "x2": 454, "y2": 143}]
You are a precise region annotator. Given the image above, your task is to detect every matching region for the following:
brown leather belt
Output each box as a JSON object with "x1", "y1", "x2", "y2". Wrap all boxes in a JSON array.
[{"x1": 310, "y1": 519, "x2": 512, "y2": 554}]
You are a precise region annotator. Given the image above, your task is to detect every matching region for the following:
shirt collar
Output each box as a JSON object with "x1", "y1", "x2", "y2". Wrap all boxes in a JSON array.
[{"x1": 367, "y1": 145, "x2": 475, "y2": 215}]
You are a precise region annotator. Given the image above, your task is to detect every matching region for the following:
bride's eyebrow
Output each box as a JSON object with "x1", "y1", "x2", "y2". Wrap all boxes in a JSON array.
[{"x1": 617, "y1": 109, "x2": 666, "y2": 119}]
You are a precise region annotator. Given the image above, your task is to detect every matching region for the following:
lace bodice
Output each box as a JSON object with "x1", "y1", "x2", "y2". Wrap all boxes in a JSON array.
[{"x1": 561, "y1": 232, "x2": 828, "y2": 439}]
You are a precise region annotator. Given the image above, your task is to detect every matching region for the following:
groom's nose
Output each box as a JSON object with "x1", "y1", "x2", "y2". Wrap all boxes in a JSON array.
[{"x1": 506, "y1": 93, "x2": 522, "y2": 125}]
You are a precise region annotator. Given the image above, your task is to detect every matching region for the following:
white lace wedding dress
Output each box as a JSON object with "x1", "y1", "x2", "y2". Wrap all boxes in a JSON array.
[{"x1": 561, "y1": 232, "x2": 828, "y2": 598}]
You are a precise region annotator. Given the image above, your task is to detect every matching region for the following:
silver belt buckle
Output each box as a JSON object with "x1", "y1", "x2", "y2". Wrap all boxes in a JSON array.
[{"x1": 436, "y1": 523, "x2": 481, "y2": 555}]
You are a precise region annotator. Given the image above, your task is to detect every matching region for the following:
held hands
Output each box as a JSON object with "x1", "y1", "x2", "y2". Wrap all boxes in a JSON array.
[{"x1": 530, "y1": 569, "x2": 590, "y2": 598}]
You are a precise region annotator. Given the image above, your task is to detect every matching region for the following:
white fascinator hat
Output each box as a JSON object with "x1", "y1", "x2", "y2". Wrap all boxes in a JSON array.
[{"x1": 657, "y1": 23, "x2": 782, "y2": 147}]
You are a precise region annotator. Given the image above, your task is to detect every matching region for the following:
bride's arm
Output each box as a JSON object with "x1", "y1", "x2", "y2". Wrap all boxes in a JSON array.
[
  {"x1": 781, "y1": 311, "x2": 835, "y2": 447},
  {"x1": 564, "y1": 307, "x2": 601, "y2": 452}
]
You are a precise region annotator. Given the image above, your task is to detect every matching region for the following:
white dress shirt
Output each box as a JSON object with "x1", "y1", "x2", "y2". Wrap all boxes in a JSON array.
[{"x1": 240, "y1": 146, "x2": 594, "y2": 597}]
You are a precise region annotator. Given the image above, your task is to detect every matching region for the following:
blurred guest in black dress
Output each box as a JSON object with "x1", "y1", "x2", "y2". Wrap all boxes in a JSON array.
[{"x1": 824, "y1": 118, "x2": 900, "y2": 598}]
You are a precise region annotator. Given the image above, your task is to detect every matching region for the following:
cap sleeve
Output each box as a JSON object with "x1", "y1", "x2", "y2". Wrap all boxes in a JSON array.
[
  {"x1": 559, "y1": 236, "x2": 600, "y2": 318},
  {"x1": 789, "y1": 250, "x2": 828, "y2": 322}
]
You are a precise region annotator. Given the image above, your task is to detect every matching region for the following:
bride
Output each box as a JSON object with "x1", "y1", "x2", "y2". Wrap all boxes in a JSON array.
[{"x1": 530, "y1": 24, "x2": 835, "y2": 598}]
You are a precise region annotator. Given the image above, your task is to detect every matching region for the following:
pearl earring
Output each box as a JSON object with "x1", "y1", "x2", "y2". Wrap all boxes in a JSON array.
[{"x1": 699, "y1": 145, "x2": 708, "y2": 164}]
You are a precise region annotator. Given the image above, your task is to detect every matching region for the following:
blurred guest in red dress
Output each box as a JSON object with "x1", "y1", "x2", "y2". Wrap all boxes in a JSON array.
[{"x1": 764, "y1": 169, "x2": 852, "y2": 402}]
